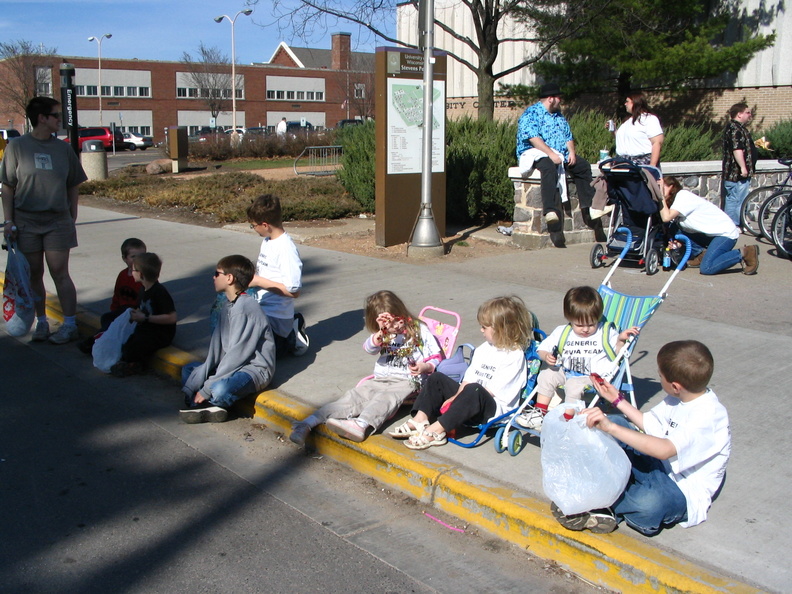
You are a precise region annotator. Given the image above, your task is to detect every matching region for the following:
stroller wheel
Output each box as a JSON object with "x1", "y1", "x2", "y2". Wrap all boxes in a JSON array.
[
  {"x1": 645, "y1": 248, "x2": 660, "y2": 275},
  {"x1": 508, "y1": 430, "x2": 524, "y2": 456},
  {"x1": 494, "y1": 426, "x2": 507, "y2": 453},
  {"x1": 590, "y1": 244, "x2": 605, "y2": 268}
]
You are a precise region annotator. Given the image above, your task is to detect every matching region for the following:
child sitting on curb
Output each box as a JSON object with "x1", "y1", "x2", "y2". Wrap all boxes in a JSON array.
[
  {"x1": 180, "y1": 255, "x2": 276, "y2": 424},
  {"x1": 552, "y1": 340, "x2": 731, "y2": 535}
]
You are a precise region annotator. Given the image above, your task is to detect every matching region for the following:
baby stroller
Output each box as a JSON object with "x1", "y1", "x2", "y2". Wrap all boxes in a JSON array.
[
  {"x1": 497, "y1": 231, "x2": 692, "y2": 456},
  {"x1": 590, "y1": 158, "x2": 667, "y2": 275}
]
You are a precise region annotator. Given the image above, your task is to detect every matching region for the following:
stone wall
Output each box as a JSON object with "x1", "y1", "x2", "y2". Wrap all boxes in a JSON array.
[{"x1": 507, "y1": 160, "x2": 788, "y2": 250}]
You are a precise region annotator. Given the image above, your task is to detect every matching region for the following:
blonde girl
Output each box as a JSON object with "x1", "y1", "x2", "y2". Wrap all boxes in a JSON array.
[
  {"x1": 390, "y1": 295, "x2": 532, "y2": 450},
  {"x1": 289, "y1": 290, "x2": 442, "y2": 446}
]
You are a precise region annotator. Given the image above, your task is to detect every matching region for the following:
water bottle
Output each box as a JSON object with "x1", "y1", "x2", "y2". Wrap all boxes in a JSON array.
[{"x1": 663, "y1": 247, "x2": 671, "y2": 269}]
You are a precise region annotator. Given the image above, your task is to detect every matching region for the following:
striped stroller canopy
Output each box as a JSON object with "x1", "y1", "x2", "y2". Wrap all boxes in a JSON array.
[{"x1": 599, "y1": 284, "x2": 663, "y2": 331}]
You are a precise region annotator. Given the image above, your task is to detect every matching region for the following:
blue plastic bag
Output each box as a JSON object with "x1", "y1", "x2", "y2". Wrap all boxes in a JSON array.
[{"x1": 2, "y1": 241, "x2": 36, "y2": 337}]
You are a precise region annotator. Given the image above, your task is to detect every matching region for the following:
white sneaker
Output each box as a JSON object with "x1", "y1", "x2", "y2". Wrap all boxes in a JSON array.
[
  {"x1": 31, "y1": 321, "x2": 50, "y2": 342},
  {"x1": 545, "y1": 211, "x2": 559, "y2": 224},
  {"x1": 515, "y1": 408, "x2": 544, "y2": 430},
  {"x1": 292, "y1": 313, "x2": 309, "y2": 356},
  {"x1": 48, "y1": 324, "x2": 79, "y2": 345},
  {"x1": 326, "y1": 418, "x2": 368, "y2": 442}
]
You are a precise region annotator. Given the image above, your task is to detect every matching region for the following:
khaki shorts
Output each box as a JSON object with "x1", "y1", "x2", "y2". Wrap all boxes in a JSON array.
[{"x1": 14, "y1": 210, "x2": 78, "y2": 253}]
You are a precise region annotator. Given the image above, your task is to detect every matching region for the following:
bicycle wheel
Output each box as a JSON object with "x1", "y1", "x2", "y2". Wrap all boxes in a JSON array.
[
  {"x1": 771, "y1": 201, "x2": 792, "y2": 259},
  {"x1": 741, "y1": 185, "x2": 786, "y2": 236},
  {"x1": 758, "y1": 190, "x2": 790, "y2": 241}
]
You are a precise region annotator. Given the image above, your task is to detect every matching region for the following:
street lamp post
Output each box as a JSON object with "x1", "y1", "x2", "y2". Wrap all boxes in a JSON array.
[
  {"x1": 214, "y1": 8, "x2": 252, "y2": 146},
  {"x1": 87, "y1": 34, "x2": 112, "y2": 126}
]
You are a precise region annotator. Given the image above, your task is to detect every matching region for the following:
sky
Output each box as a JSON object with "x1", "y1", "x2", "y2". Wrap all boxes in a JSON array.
[{"x1": 0, "y1": 0, "x2": 391, "y2": 65}]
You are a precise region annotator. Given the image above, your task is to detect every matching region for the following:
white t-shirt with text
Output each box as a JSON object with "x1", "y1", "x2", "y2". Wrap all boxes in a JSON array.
[{"x1": 462, "y1": 342, "x2": 526, "y2": 419}]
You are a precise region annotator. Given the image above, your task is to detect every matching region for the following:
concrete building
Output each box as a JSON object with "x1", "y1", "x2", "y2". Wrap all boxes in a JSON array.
[
  {"x1": 0, "y1": 33, "x2": 374, "y2": 142},
  {"x1": 397, "y1": 0, "x2": 792, "y2": 124}
]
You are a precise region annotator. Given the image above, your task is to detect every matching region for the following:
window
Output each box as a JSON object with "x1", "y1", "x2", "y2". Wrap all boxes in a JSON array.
[
  {"x1": 296, "y1": 91, "x2": 304, "y2": 100},
  {"x1": 188, "y1": 88, "x2": 198, "y2": 98},
  {"x1": 200, "y1": 88, "x2": 210, "y2": 98},
  {"x1": 139, "y1": 87, "x2": 150, "y2": 97},
  {"x1": 316, "y1": 91, "x2": 324, "y2": 101},
  {"x1": 128, "y1": 126, "x2": 139, "y2": 133},
  {"x1": 140, "y1": 126, "x2": 151, "y2": 136},
  {"x1": 75, "y1": 85, "x2": 85, "y2": 96},
  {"x1": 222, "y1": 88, "x2": 231, "y2": 98},
  {"x1": 101, "y1": 85, "x2": 111, "y2": 96},
  {"x1": 126, "y1": 86, "x2": 137, "y2": 97},
  {"x1": 287, "y1": 91, "x2": 295, "y2": 100},
  {"x1": 113, "y1": 86, "x2": 124, "y2": 96},
  {"x1": 306, "y1": 91, "x2": 314, "y2": 100},
  {"x1": 266, "y1": 90, "x2": 275, "y2": 99},
  {"x1": 276, "y1": 90, "x2": 285, "y2": 99},
  {"x1": 177, "y1": 87, "x2": 187, "y2": 98},
  {"x1": 354, "y1": 84, "x2": 365, "y2": 99},
  {"x1": 86, "y1": 85, "x2": 98, "y2": 96},
  {"x1": 235, "y1": 88, "x2": 242, "y2": 99},
  {"x1": 36, "y1": 82, "x2": 51, "y2": 96}
]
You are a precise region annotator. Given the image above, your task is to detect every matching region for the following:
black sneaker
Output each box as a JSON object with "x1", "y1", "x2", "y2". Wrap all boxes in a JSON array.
[
  {"x1": 179, "y1": 405, "x2": 228, "y2": 424},
  {"x1": 551, "y1": 502, "x2": 618, "y2": 534}
]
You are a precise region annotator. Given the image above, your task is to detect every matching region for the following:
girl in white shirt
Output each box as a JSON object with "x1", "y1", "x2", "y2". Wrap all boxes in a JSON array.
[
  {"x1": 614, "y1": 92, "x2": 664, "y2": 167},
  {"x1": 390, "y1": 296, "x2": 533, "y2": 450}
]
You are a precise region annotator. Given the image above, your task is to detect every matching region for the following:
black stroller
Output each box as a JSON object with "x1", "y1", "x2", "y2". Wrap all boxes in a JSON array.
[{"x1": 590, "y1": 158, "x2": 668, "y2": 275}]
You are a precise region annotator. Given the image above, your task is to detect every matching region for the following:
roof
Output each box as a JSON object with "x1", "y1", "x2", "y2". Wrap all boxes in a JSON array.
[{"x1": 265, "y1": 42, "x2": 374, "y2": 71}]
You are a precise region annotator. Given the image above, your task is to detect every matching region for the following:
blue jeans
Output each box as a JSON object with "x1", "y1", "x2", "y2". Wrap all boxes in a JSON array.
[
  {"x1": 181, "y1": 362, "x2": 255, "y2": 409},
  {"x1": 608, "y1": 416, "x2": 688, "y2": 536},
  {"x1": 723, "y1": 179, "x2": 750, "y2": 226}
]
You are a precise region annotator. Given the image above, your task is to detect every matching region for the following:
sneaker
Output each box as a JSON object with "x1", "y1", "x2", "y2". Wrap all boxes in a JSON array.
[
  {"x1": 544, "y1": 211, "x2": 559, "y2": 224},
  {"x1": 551, "y1": 502, "x2": 618, "y2": 534},
  {"x1": 741, "y1": 244, "x2": 759, "y2": 275},
  {"x1": 179, "y1": 405, "x2": 228, "y2": 424},
  {"x1": 686, "y1": 250, "x2": 706, "y2": 268},
  {"x1": 515, "y1": 408, "x2": 544, "y2": 430},
  {"x1": 110, "y1": 361, "x2": 143, "y2": 377},
  {"x1": 289, "y1": 422, "x2": 312, "y2": 446},
  {"x1": 292, "y1": 313, "x2": 310, "y2": 356},
  {"x1": 31, "y1": 321, "x2": 50, "y2": 342},
  {"x1": 48, "y1": 324, "x2": 79, "y2": 344},
  {"x1": 496, "y1": 225, "x2": 513, "y2": 236},
  {"x1": 326, "y1": 418, "x2": 367, "y2": 442}
]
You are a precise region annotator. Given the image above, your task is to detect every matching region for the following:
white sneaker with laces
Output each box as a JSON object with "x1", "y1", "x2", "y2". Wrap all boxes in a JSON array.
[
  {"x1": 515, "y1": 408, "x2": 544, "y2": 430},
  {"x1": 48, "y1": 324, "x2": 79, "y2": 345}
]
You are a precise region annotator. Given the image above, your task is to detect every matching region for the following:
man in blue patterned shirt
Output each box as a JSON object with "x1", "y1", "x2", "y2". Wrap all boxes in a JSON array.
[{"x1": 516, "y1": 83, "x2": 595, "y2": 237}]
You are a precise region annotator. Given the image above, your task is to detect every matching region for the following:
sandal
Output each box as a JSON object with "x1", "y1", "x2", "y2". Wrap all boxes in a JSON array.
[
  {"x1": 388, "y1": 419, "x2": 428, "y2": 439},
  {"x1": 405, "y1": 429, "x2": 447, "y2": 450}
]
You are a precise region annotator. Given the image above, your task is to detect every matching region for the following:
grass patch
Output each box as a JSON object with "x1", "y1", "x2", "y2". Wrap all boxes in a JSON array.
[
  {"x1": 221, "y1": 158, "x2": 294, "y2": 171},
  {"x1": 81, "y1": 168, "x2": 361, "y2": 222}
]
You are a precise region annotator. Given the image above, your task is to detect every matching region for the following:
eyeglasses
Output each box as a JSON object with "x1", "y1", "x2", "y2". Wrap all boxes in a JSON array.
[
  {"x1": 213, "y1": 270, "x2": 226, "y2": 277},
  {"x1": 46, "y1": 112, "x2": 62, "y2": 119},
  {"x1": 249, "y1": 222, "x2": 259, "y2": 229}
]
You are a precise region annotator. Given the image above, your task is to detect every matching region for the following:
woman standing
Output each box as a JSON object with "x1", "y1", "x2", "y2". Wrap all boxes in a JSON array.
[
  {"x1": 1, "y1": 97, "x2": 88, "y2": 343},
  {"x1": 614, "y1": 92, "x2": 664, "y2": 167},
  {"x1": 659, "y1": 176, "x2": 758, "y2": 276}
]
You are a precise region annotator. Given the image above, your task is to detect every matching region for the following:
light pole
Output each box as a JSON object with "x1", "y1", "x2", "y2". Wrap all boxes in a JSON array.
[
  {"x1": 88, "y1": 33, "x2": 112, "y2": 125},
  {"x1": 214, "y1": 8, "x2": 252, "y2": 146}
]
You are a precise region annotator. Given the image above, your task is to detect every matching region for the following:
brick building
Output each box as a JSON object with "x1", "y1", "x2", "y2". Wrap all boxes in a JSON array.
[{"x1": 0, "y1": 33, "x2": 374, "y2": 143}]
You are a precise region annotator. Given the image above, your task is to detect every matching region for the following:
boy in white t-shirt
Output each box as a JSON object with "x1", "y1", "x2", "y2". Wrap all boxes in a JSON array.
[
  {"x1": 246, "y1": 194, "x2": 306, "y2": 357},
  {"x1": 552, "y1": 340, "x2": 730, "y2": 536},
  {"x1": 517, "y1": 286, "x2": 638, "y2": 430}
]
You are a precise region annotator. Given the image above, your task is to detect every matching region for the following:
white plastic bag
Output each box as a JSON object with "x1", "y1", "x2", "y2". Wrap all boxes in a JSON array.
[
  {"x1": 92, "y1": 308, "x2": 137, "y2": 373},
  {"x1": 2, "y1": 241, "x2": 36, "y2": 337},
  {"x1": 541, "y1": 403, "x2": 631, "y2": 516}
]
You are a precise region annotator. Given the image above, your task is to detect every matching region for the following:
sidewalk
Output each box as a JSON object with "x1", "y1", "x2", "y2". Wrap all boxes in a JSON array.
[{"x1": 5, "y1": 205, "x2": 788, "y2": 593}]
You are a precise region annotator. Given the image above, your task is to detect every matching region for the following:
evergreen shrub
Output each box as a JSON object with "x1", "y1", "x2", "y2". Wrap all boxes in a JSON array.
[
  {"x1": 337, "y1": 120, "x2": 376, "y2": 211},
  {"x1": 661, "y1": 122, "x2": 719, "y2": 161}
]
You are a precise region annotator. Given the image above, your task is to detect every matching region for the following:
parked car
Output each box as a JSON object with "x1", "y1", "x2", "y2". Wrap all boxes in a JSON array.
[
  {"x1": 224, "y1": 127, "x2": 246, "y2": 136},
  {"x1": 1, "y1": 129, "x2": 21, "y2": 141},
  {"x1": 122, "y1": 131, "x2": 154, "y2": 151},
  {"x1": 244, "y1": 126, "x2": 270, "y2": 136},
  {"x1": 68, "y1": 127, "x2": 126, "y2": 151},
  {"x1": 286, "y1": 121, "x2": 314, "y2": 138},
  {"x1": 337, "y1": 119, "x2": 363, "y2": 128}
]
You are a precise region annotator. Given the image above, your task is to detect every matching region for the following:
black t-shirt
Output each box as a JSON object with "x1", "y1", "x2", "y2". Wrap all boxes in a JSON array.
[{"x1": 138, "y1": 282, "x2": 176, "y2": 342}]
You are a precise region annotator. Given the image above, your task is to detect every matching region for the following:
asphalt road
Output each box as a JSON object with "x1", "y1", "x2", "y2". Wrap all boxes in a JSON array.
[
  {"x1": 0, "y1": 334, "x2": 602, "y2": 594},
  {"x1": 104, "y1": 148, "x2": 165, "y2": 172}
]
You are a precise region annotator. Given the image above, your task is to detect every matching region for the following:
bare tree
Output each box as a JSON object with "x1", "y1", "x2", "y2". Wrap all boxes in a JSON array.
[
  {"x1": 0, "y1": 40, "x2": 58, "y2": 131},
  {"x1": 180, "y1": 43, "x2": 232, "y2": 121},
  {"x1": 248, "y1": 0, "x2": 613, "y2": 120}
]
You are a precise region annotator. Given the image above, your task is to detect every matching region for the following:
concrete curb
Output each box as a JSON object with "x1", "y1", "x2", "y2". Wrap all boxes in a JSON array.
[{"x1": 5, "y1": 274, "x2": 756, "y2": 593}]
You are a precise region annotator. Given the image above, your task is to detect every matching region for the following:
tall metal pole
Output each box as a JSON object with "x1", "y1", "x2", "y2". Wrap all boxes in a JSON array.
[
  {"x1": 88, "y1": 34, "x2": 111, "y2": 126},
  {"x1": 215, "y1": 9, "x2": 252, "y2": 147},
  {"x1": 408, "y1": 0, "x2": 444, "y2": 257}
]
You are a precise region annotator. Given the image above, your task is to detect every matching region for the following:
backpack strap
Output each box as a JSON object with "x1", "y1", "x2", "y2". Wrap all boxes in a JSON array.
[{"x1": 556, "y1": 323, "x2": 573, "y2": 355}]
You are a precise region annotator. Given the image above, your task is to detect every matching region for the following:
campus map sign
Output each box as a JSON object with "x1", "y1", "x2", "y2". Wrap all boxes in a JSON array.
[{"x1": 386, "y1": 78, "x2": 446, "y2": 174}]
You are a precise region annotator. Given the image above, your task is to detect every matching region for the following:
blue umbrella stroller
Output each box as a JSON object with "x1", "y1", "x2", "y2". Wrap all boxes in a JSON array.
[
  {"x1": 497, "y1": 230, "x2": 692, "y2": 456},
  {"x1": 590, "y1": 158, "x2": 668, "y2": 275}
]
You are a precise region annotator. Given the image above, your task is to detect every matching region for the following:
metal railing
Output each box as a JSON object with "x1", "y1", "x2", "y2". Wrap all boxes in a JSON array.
[{"x1": 293, "y1": 145, "x2": 342, "y2": 176}]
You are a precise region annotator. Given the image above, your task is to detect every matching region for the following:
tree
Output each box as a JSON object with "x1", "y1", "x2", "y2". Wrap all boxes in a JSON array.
[
  {"x1": 180, "y1": 43, "x2": 232, "y2": 120},
  {"x1": 249, "y1": 0, "x2": 614, "y2": 120},
  {"x1": 527, "y1": 0, "x2": 776, "y2": 99},
  {"x1": 0, "y1": 40, "x2": 58, "y2": 131}
]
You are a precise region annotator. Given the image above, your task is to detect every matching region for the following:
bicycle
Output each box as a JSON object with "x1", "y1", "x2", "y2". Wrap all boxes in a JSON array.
[
  {"x1": 740, "y1": 157, "x2": 792, "y2": 237},
  {"x1": 757, "y1": 188, "x2": 790, "y2": 241},
  {"x1": 771, "y1": 198, "x2": 792, "y2": 259}
]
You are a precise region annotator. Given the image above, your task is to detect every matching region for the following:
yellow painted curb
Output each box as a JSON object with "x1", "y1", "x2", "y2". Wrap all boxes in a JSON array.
[{"x1": 253, "y1": 388, "x2": 758, "y2": 594}]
